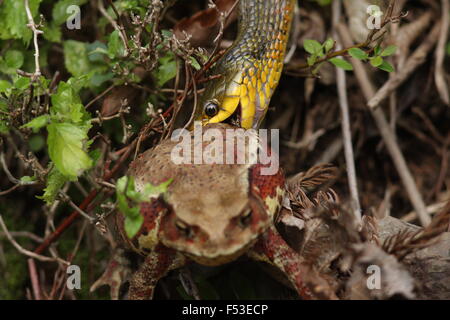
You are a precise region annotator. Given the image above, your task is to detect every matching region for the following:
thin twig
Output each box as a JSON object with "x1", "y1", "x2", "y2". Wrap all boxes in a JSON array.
[
  {"x1": 367, "y1": 22, "x2": 442, "y2": 109},
  {"x1": 24, "y1": 0, "x2": 43, "y2": 80},
  {"x1": 332, "y1": 0, "x2": 361, "y2": 226},
  {"x1": 434, "y1": 0, "x2": 449, "y2": 105},
  {"x1": 98, "y1": 0, "x2": 129, "y2": 56},
  {"x1": 85, "y1": 84, "x2": 115, "y2": 109},
  {"x1": 60, "y1": 192, "x2": 95, "y2": 223},
  {"x1": 337, "y1": 22, "x2": 431, "y2": 226},
  {"x1": 0, "y1": 231, "x2": 43, "y2": 243},
  {"x1": 0, "y1": 213, "x2": 66, "y2": 263},
  {"x1": 0, "y1": 152, "x2": 38, "y2": 186},
  {"x1": 28, "y1": 258, "x2": 41, "y2": 300}
]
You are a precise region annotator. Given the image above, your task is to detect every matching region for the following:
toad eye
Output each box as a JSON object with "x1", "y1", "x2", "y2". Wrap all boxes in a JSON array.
[
  {"x1": 204, "y1": 101, "x2": 219, "y2": 118},
  {"x1": 175, "y1": 220, "x2": 193, "y2": 238},
  {"x1": 239, "y1": 209, "x2": 252, "y2": 228}
]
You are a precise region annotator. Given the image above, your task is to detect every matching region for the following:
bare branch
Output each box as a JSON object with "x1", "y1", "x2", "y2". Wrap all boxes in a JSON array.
[
  {"x1": 24, "y1": 0, "x2": 43, "y2": 80},
  {"x1": 332, "y1": 0, "x2": 362, "y2": 226}
]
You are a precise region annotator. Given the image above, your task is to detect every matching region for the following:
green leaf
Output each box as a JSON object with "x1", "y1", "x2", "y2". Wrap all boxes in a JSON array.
[
  {"x1": 51, "y1": 81, "x2": 89, "y2": 124},
  {"x1": 66, "y1": 75, "x2": 93, "y2": 92},
  {"x1": 42, "y1": 22, "x2": 62, "y2": 43},
  {"x1": 381, "y1": 45, "x2": 397, "y2": 57},
  {"x1": 107, "y1": 30, "x2": 125, "y2": 59},
  {"x1": 52, "y1": 0, "x2": 88, "y2": 25},
  {"x1": 0, "y1": 80, "x2": 12, "y2": 94},
  {"x1": 116, "y1": 176, "x2": 142, "y2": 238},
  {"x1": 90, "y1": 72, "x2": 114, "y2": 87},
  {"x1": 64, "y1": 41, "x2": 111, "y2": 88},
  {"x1": 20, "y1": 176, "x2": 36, "y2": 183},
  {"x1": 189, "y1": 57, "x2": 201, "y2": 70},
  {"x1": 124, "y1": 214, "x2": 144, "y2": 239},
  {"x1": 140, "y1": 178, "x2": 172, "y2": 201},
  {"x1": 47, "y1": 122, "x2": 93, "y2": 179},
  {"x1": 323, "y1": 38, "x2": 334, "y2": 53},
  {"x1": 0, "y1": 100, "x2": 8, "y2": 134},
  {"x1": 5, "y1": 50, "x2": 24, "y2": 69},
  {"x1": 28, "y1": 135, "x2": 46, "y2": 152},
  {"x1": 161, "y1": 29, "x2": 173, "y2": 39},
  {"x1": 370, "y1": 56, "x2": 384, "y2": 67},
  {"x1": 89, "y1": 148, "x2": 102, "y2": 164},
  {"x1": 39, "y1": 166, "x2": 68, "y2": 204},
  {"x1": 14, "y1": 77, "x2": 31, "y2": 90},
  {"x1": 307, "y1": 55, "x2": 317, "y2": 67},
  {"x1": 377, "y1": 60, "x2": 395, "y2": 73},
  {"x1": 303, "y1": 39, "x2": 323, "y2": 55},
  {"x1": 374, "y1": 45, "x2": 382, "y2": 56},
  {"x1": 155, "y1": 53, "x2": 177, "y2": 87},
  {"x1": 0, "y1": 50, "x2": 25, "y2": 75},
  {"x1": 348, "y1": 48, "x2": 368, "y2": 60},
  {"x1": 63, "y1": 40, "x2": 91, "y2": 77},
  {"x1": 116, "y1": 176, "x2": 172, "y2": 238},
  {"x1": 21, "y1": 115, "x2": 50, "y2": 132},
  {"x1": 329, "y1": 57, "x2": 353, "y2": 71},
  {"x1": 0, "y1": 0, "x2": 42, "y2": 44},
  {"x1": 87, "y1": 41, "x2": 108, "y2": 62}
]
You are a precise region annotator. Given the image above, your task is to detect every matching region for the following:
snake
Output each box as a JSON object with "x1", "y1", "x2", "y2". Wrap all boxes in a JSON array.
[{"x1": 195, "y1": 0, "x2": 296, "y2": 129}]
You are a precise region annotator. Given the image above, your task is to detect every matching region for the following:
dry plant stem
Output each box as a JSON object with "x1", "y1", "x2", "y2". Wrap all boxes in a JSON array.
[
  {"x1": 85, "y1": 84, "x2": 115, "y2": 109},
  {"x1": 164, "y1": 57, "x2": 182, "y2": 136},
  {"x1": 28, "y1": 258, "x2": 41, "y2": 300},
  {"x1": 284, "y1": 3, "x2": 299, "y2": 64},
  {"x1": 24, "y1": 0, "x2": 43, "y2": 80},
  {"x1": 434, "y1": 0, "x2": 449, "y2": 105},
  {"x1": 0, "y1": 184, "x2": 20, "y2": 196},
  {"x1": 402, "y1": 200, "x2": 447, "y2": 222},
  {"x1": 337, "y1": 22, "x2": 431, "y2": 226},
  {"x1": 61, "y1": 192, "x2": 95, "y2": 223},
  {"x1": 183, "y1": 65, "x2": 199, "y2": 130},
  {"x1": 0, "y1": 213, "x2": 64, "y2": 263},
  {"x1": 332, "y1": 0, "x2": 361, "y2": 226},
  {"x1": 202, "y1": 0, "x2": 240, "y2": 74},
  {"x1": 0, "y1": 231, "x2": 43, "y2": 243},
  {"x1": 367, "y1": 22, "x2": 442, "y2": 109},
  {"x1": 98, "y1": 0, "x2": 129, "y2": 56}
]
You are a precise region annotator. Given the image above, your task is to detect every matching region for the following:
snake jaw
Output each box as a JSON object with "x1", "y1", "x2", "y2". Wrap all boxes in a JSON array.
[
  {"x1": 206, "y1": 95, "x2": 240, "y2": 124},
  {"x1": 204, "y1": 71, "x2": 243, "y2": 125}
]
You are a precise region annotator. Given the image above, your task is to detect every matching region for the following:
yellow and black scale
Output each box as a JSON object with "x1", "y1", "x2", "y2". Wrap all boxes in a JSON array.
[{"x1": 196, "y1": 0, "x2": 296, "y2": 129}]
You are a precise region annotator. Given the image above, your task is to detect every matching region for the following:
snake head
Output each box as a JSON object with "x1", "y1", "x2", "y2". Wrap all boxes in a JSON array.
[
  {"x1": 197, "y1": 66, "x2": 244, "y2": 128},
  {"x1": 197, "y1": 56, "x2": 283, "y2": 129}
]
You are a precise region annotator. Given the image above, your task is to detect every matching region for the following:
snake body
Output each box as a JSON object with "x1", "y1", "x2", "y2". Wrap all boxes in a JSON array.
[{"x1": 196, "y1": 0, "x2": 296, "y2": 129}]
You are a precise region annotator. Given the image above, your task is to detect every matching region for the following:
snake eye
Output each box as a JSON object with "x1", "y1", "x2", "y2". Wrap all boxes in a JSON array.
[
  {"x1": 239, "y1": 209, "x2": 252, "y2": 228},
  {"x1": 175, "y1": 220, "x2": 193, "y2": 238},
  {"x1": 204, "y1": 101, "x2": 219, "y2": 118}
]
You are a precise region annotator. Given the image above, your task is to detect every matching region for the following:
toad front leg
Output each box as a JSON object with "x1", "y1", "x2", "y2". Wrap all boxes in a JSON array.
[
  {"x1": 128, "y1": 245, "x2": 186, "y2": 300},
  {"x1": 248, "y1": 225, "x2": 336, "y2": 300}
]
